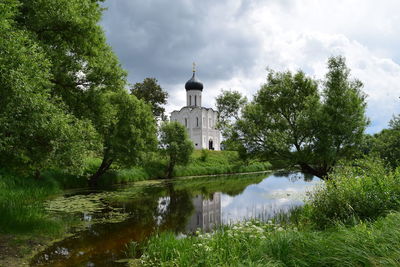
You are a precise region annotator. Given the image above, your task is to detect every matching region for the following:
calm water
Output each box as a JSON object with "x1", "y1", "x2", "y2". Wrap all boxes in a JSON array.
[{"x1": 31, "y1": 172, "x2": 320, "y2": 267}]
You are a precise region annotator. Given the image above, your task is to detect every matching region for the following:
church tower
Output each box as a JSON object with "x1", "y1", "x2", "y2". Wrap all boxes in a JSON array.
[
  {"x1": 170, "y1": 63, "x2": 221, "y2": 150},
  {"x1": 185, "y1": 63, "x2": 202, "y2": 107}
]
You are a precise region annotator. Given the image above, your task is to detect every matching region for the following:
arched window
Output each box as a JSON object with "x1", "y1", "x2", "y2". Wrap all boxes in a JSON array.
[
  {"x1": 195, "y1": 95, "x2": 197, "y2": 106},
  {"x1": 189, "y1": 95, "x2": 192, "y2": 106},
  {"x1": 196, "y1": 117, "x2": 199, "y2": 127},
  {"x1": 185, "y1": 118, "x2": 188, "y2": 127}
]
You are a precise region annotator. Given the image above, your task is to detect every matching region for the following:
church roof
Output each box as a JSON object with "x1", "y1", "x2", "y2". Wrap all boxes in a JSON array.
[
  {"x1": 171, "y1": 106, "x2": 216, "y2": 113},
  {"x1": 185, "y1": 71, "x2": 203, "y2": 91}
]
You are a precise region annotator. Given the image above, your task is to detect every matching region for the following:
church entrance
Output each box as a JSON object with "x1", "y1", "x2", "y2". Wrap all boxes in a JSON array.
[{"x1": 209, "y1": 139, "x2": 214, "y2": 150}]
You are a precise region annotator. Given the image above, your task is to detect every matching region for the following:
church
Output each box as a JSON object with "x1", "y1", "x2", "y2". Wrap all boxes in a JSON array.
[{"x1": 170, "y1": 64, "x2": 221, "y2": 150}]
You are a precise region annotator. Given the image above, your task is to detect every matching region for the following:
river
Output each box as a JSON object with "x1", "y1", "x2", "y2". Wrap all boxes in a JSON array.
[{"x1": 31, "y1": 171, "x2": 321, "y2": 267}]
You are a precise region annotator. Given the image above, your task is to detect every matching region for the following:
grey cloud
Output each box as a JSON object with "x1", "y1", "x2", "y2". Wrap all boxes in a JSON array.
[{"x1": 101, "y1": 0, "x2": 264, "y2": 87}]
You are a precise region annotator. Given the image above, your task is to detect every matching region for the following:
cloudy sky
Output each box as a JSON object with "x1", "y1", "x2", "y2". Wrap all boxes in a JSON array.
[{"x1": 101, "y1": 0, "x2": 400, "y2": 133}]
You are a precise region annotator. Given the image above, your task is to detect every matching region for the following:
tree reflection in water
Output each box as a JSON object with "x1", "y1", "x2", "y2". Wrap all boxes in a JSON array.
[{"x1": 31, "y1": 173, "x2": 316, "y2": 267}]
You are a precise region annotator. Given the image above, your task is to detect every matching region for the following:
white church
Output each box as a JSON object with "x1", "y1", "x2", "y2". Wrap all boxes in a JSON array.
[{"x1": 170, "y1": 64, "x2": 221, "y2": 150}]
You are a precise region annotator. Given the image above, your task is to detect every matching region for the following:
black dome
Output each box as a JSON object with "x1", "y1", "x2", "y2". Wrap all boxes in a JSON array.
[{"x1": 185, "y1": 72, "x2": 203, "y2": 91}]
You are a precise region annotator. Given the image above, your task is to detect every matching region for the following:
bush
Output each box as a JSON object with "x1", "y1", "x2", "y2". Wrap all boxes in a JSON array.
[
  {"x1": 199, "y1": 149, "x2": 209, "y2": 162},
  {"x1": 306, "y1": 157, "x2": 400, "y2": 228}
]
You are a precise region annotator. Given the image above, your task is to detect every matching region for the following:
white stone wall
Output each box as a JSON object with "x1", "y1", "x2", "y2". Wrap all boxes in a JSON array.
[
  {"x1": 186, "y1": 90, "x2": 202, "y2": 107},
  {"x1": 170, "y1": 106, "x2": 221, "y2": 151}
]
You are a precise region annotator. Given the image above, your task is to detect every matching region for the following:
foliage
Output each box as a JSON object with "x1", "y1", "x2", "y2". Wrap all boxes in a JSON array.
[
  {"x1": 215, "y1": 90, "x2": 247, "y2": 149},
  {"x1": 371, "y1": 115, "x2": 400, "y2": 169},
  {"x1": 314, "y1": 56, "x2": 369, "y2": 175},
  {"x1": 199, "y1": 149, "x2": 209, "y2": 162},
  {"x1": 96, "y1": 151, "x2": 271, "y2": 185},
  {"x1": 0, "y1": 169, "x2": 65, "y2": 234},
  {"x1": 236, "y1": 70, "x2": 320, "y2": 172},
  {"x1": 0, "y1": 2, "x2": 97, "y2": 177},
  {"x1": 305, "y1": 157, "x2": 400, "y2": 229},
  {"x1": 140, "y1": 213, "x2": 400, "y2": 267},
  {"x1": 130, "y1": 77, "x2": 168, "y2": 119},
  {"x1": 89, "y1": 91, "x2": 157, "y2": 185},
  {"x1": 15, "y1": 0, "x2": 128, "y2": 116},
  {"x1": 235, "y1": 56, "x2": 368, "y2": 178},
  {"x1": 159, "y1": 122, "x2": 194, "y2": 178},
  {"x1": 3, "y1": 0, "x2": 156, "y2": 184}
]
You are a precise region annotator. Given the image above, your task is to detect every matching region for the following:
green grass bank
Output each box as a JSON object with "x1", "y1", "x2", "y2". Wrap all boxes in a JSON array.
[
  {"x1": 98, "y1": 150, "x2": 271, "y2": 186},
  {"x1": 140, "y1": 213, "x2": 400, "y2": 267},
  {"x1": 139, "y1": 158, "x2": 400, "y2": 266}
]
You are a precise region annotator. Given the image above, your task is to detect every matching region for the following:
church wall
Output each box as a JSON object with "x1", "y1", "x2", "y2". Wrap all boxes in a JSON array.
[
  {"x1": 186, "y1": 90, "x2": 202, "y2": 107},
  {"x1": 171, "y1": 106, "x2": 221, "y2": 151}
]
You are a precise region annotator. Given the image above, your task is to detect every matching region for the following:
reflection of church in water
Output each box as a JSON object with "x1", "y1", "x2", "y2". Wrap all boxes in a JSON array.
[{"x1": 186, "y1": 192, "x2": 221, "y2": 232}]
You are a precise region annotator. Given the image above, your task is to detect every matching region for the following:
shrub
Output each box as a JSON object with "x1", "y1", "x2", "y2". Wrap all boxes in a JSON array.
[
  {"x1": 306, "y1": 157, "x2": 400, "y2": 228},
  {"x1": 199, "y1": 149, "x2": 209, "y2": 162}
]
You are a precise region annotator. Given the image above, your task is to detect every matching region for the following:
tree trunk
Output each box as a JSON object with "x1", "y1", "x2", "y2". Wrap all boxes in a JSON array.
[
  {"x1": 166, "y1": 160, "x2": 175, "y2": 179},
  {"x1": 34, "y1": 169, "x2": 41, "y2": 180},
  {"x1": 299, "y1": 162, "x2": 329, "y2": 179},
  {"x1": 89, "y1": 156, "x2": 113, "y2": 187}
]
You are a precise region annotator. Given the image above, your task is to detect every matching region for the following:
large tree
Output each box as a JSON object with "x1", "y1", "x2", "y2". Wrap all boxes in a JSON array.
[
  {"x1": 236, "y1": 56, "x2": 368, "y2": 178},
  {"x1": 89, "y1": 91, "x2": 157, "y2": 185},
  {"x1": 0, "y1": 1, "x2": 97, "y2": 177},
  {"x1": 130, "y1": 78, "x2": 168, "y2": 120},
  {"x1": 313, "y1": 56, "x2": 369, "y2": 176},
  {"x1": 0, "y1": 0, "x2": 159, "y2": 183},
  {"x1": 10, "y1": 0, "x2": 159, "y2": 183},
  {"x1": 215, "y1": 90, "x2": 247, "y2": 150},
  {"x1": 159, "y1": 122, "x2": 194, "y2": 179}
]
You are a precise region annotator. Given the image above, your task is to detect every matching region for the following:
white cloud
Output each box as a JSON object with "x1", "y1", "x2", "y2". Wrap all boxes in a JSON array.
[{"x1": 102, "y1": 0, "x2": 400, "y2": 133}]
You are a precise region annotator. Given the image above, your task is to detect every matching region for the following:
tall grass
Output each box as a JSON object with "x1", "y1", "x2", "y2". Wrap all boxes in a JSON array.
[
  {"x1": 140, "y1": 213, "x2": 400, "y2": 266},
  {"x1": 304, "y1": 157, "x2": 400, "y2": 228},
  {"x1": 0, "y1": 170, "x2": 65, "y2": 234}
]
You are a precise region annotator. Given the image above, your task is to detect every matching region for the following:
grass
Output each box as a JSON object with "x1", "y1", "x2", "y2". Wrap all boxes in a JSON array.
[
  {"x1": 140, "y1": 213, "x2": 400, "y2": 267},
  {"x1": 98, "y1": 150, "x2": 271, "y2": 186},
  {"x1": 0, "y1": 169, "x2": 65, "y2": 234},
  {"x1": 139, "y1": 157, "x2": 400, "y2": 266},
  {"x1": 304, "y1": 157, "x2": 400, "y2": 229}
]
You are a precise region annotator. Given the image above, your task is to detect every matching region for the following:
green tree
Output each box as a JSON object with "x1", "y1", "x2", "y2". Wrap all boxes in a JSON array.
[
  {"x1": 371, "y1": 116, "x2": 400, "y2": 169},
  {"x1": 159, "y1": 122, "x2": 194, "y2": 178},
  {"x1": 11, "y1": 0, "x2": 160, "y2": 183},
  {"x1": 236, "y1": 56, "x2": 368, "y2": 178},
  {"x1": 15, "y1": 0, "x2": 128, "y2": 117},
  {"x1": 0, "y1": 1, "x2": 97, "y2": 178},
  {"x1": 237, "y1": 70, "x2": 320, "y2": 172},
  {"x1": 313, "y1": 56, "x2": 369, "y2": 176},
  {"x1": 89, "y1": 91, "x2": 157, "y2": 185},
  {"x1": 130, "y1": 78, "x2": 168, "y2": 119},
  {"x1": 215, "y1": 90, "x2": 247, "y2": 150}
]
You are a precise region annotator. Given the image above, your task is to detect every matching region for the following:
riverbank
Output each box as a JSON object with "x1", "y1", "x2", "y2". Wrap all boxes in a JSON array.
[
  {"x1": 139, "y1": 158, "x2": 400, "y2": 266},
  {"x1": 0, "y1": 150, "x2": 271, "y2": 265},
  {"x1": 140, "y1": 213, "x2": 400, "y2": 266},
  {"x1": 98, "y1": 150, "x2": 271, "y2": 186}
]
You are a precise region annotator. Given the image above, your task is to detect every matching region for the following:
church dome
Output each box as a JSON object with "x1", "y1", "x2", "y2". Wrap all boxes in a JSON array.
[{"x1": 185, "y1": 72, "x2": 203, "y2": 91}]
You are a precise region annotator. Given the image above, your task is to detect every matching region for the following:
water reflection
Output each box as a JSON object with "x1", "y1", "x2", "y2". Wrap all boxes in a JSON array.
[
  {"x1": 186, "y1": 193, "x2": 221, "y2": 232},
  {"x1": 221, "y1": 172, "x2": 320, "y2": 223},
  {"x1": 31, "y1": 172, "x2": 320, "y2": 267}
]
